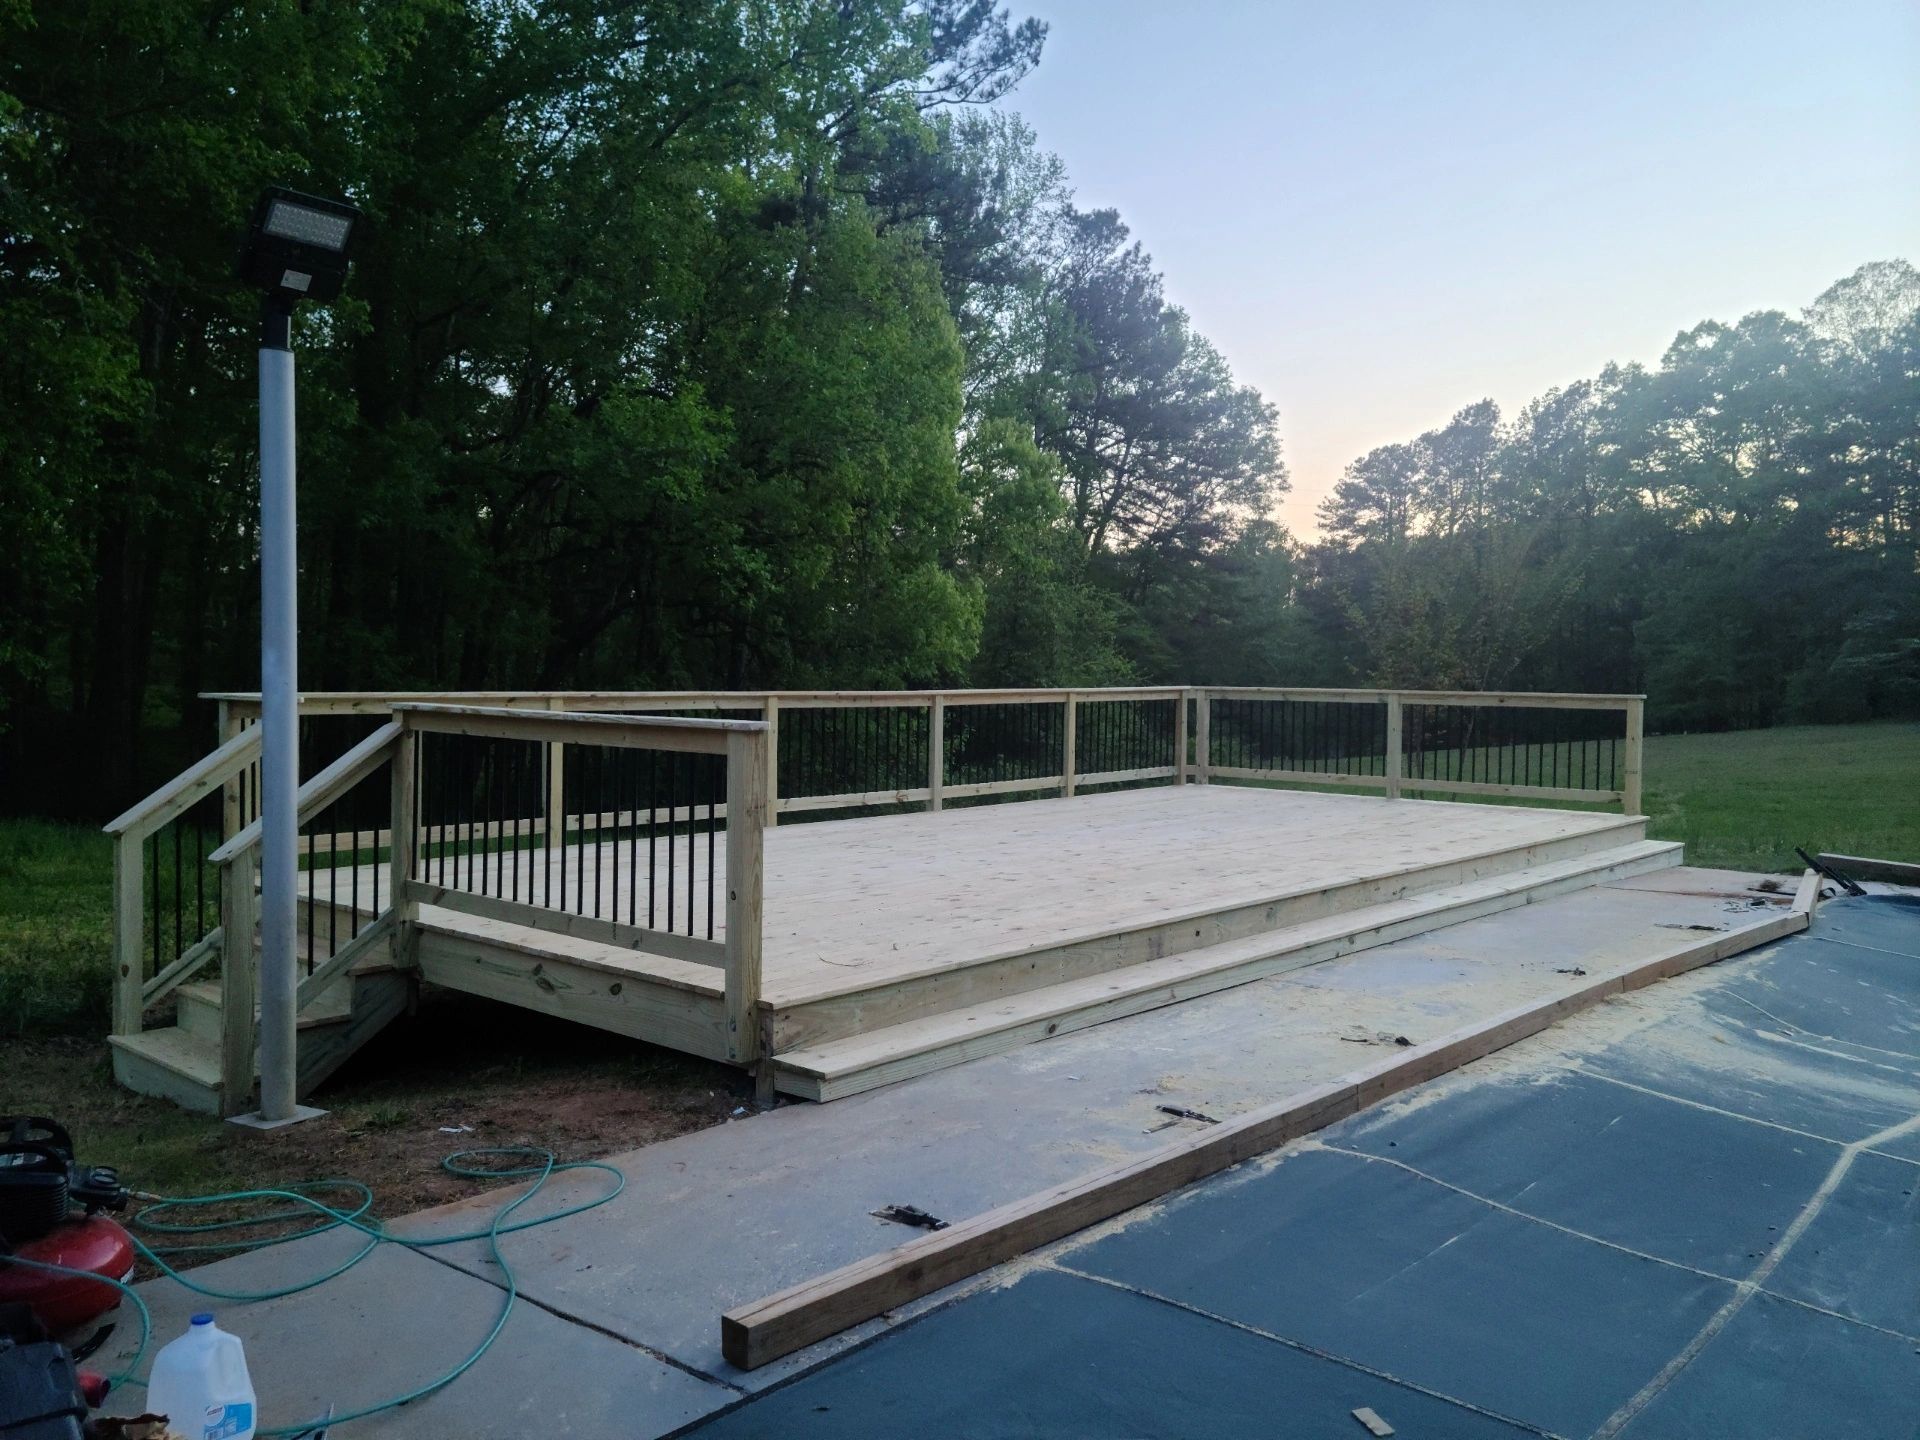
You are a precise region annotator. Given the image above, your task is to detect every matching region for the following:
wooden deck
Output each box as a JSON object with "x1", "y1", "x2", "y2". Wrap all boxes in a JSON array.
[{"x1": 300, "y1": 785, "x2": 1679, "y2": 1097}]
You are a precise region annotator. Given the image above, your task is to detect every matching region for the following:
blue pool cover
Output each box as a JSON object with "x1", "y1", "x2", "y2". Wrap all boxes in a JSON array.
[{"x1": 684, "y1": 895, "x2": 1920, "y2": 1439}]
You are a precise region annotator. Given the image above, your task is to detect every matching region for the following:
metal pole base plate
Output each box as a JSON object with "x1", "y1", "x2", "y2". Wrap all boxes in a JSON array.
[{"x1": 226, "y1": 1104, "x2": 329, "y2": 1131}]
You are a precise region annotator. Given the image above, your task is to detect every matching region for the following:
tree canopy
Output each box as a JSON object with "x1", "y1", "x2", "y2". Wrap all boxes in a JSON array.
[
  {"x1": 1313, "y1": 260, "x2": 1920, "y2": 728},
  {"x1": 2, "y1": 2, "x2": 1914, "y2": 815}
]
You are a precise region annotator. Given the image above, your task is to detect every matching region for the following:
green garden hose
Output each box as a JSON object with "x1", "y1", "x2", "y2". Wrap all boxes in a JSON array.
[{"x1": 8, "y1": 1146, "x2": 624, "y2": 1436}]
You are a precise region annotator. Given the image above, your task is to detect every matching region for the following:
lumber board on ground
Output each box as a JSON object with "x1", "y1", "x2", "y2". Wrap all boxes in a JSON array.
[
  {"x1": 1814, "y1": 852, "x2": 1920, "y2": 887},
  {"x1": 720, "y1": 905, "x2": 1805, "y2": 1370}
]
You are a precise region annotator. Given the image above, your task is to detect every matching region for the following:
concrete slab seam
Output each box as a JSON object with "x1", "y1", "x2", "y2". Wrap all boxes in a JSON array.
[
  {"x1": 1590, "y1": 1111, "x2": 1920, "y2": 1438},
  {"x1": 406, "y1": 1236, "x2": 752, "y2": 1397},
  {"x1": 1046, "y1": 1260, "x2": 1561, "y2": 1440}
]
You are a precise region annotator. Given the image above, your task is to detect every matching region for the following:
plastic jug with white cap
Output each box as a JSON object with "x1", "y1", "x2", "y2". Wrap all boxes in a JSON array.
[{"x1": 145, "y1": 1311, "x2": 257, "y2": 1440}]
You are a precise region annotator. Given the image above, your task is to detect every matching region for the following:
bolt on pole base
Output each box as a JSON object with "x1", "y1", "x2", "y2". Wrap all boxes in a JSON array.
[{"x1": 227, "y1": 1103, "x2": 329, "y2": 1132}]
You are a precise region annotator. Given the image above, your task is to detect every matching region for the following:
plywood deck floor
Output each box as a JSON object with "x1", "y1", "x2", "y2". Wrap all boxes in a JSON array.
[{"x1": 308, "y1": 785, "x2": 1645, "y2": 1006}]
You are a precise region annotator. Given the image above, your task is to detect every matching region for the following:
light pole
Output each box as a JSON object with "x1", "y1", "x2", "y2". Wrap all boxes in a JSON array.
[{"x1": 232, "y1": 187, "x2": 361, "y2": 1127}]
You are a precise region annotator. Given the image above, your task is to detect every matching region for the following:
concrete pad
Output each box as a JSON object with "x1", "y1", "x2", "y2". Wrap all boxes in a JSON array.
[
  {"x1": 392, "y1": 871, "x2": 1777, "y2": 1383},
  {"x1": 99, "y1": 1228, "x2": 731, "y2": 1438}
]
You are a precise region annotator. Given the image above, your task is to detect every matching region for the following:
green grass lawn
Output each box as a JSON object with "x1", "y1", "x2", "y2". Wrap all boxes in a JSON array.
[
  {"x1": 1642, "y1": 720, "x2": 1920, "y2": 872},
  {"x1": 0, "y1": 817, "x2": 112, "y2": 1037}
]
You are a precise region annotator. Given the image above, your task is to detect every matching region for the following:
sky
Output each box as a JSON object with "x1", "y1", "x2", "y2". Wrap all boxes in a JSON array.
[{"x1": 999, "y1": 0, "x2": 1920, "y2": 537}]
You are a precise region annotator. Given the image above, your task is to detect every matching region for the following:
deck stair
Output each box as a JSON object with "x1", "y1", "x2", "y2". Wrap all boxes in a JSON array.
[
  {"x1": 107, "y1": 932, "x2": 409, "y2": 1116},
  {"x1": 767, "y1": 833, "x2": 1682, "y2": 1100}
]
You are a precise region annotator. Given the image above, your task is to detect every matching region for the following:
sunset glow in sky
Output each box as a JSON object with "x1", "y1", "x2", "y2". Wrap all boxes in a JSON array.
[{"x1": 1003, "y1": 0, "x2": 1920, "y2": 537}]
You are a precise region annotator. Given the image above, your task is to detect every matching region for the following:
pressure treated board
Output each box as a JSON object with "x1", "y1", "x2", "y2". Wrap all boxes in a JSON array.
[{"x1": 719, "y1": 904, "x2": 1808, "y2": 1370}]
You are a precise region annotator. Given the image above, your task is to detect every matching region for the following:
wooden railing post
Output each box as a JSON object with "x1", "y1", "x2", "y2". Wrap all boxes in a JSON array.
[
  {"x1": 763, "y1": 696, "x2": 780, "y2": 828},
  {"x1": 1622, "y1": 698, "x2": 1645, "y2": 816},
  {"x1": 390, "y1": 723, "x2": 419, "y2": 963},
  {"x1": 218, "y1": 700, "x2": 243, "y2": 841},
  {"x1": 927, "y1": 695, "x2": 944, "y2": 812},
  {"x1": 546, "y1": 696, "x2": 567, "y2": 845},
  {"x1": 1175, "y1": 689, "x2": 1191, "y2": 784},
  {"x1": 218, "y1": 855, "x2": 257, "y2": 1116},
  {"x1": 1062, "y1": 692, "x2": 1077, "y2": 797},
  {"x1": 111, "y1": 836, "x2": 143, "y2": 1036},
  {"x1": 1194, "y1": 691, "x2": 1211, "y2": 784},
  {"x1": 725, "y1": 728, "x2": 768, "y2": 1073},
  {"x1": 1384, "y1": 693, "x2": 1404, "y2": 800}
]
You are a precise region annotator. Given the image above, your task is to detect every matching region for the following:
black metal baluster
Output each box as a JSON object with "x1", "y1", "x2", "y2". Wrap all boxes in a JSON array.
[
  {"x1": 193, "y1": 813, "x2": 206, "y2": 937},
  {"x1": 328, "y1": 805, "x2": 339, "y2": 959},
  {"x1": 541, "y1": 741, "x2": 552, "y2": 905},
  {"x1": 629, "y1": 747, "x2": 641, "y2": 925},
  {"x1": 149, "y1": 835, "x2": 159, "y2": 975},
  {"x1": 666, "y1": 753, "x2": 677, "y2": 932},
  {"x1": 507, "y1": 741, "x2": 520, "y2": 904},
  {"x1": 706, "y1": 771, "x2": 716, "y2": 939},
  {"x1": 351, "y1": 800, "x2": 360, "y2": 935},
  {"x1": 171, "y1": 821, "x2": 184, "y2": 960},
  {"x1": 574, "y1": 745, "x2": 587, "y2": 916},
  {"x1": 685, "y1": 754, "x2": 696, "y2": 933},
  {"x1": 463, "y1": 735, "x2": 476, "y2": 892}
]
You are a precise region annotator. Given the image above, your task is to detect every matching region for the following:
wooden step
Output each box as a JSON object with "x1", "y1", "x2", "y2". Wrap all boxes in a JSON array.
[
  {"x1": 765, "y1": 816, "x2": 1653, "y2": 1053},
  {"x1": 110, "y1": 969, "x2": 414, "y2": 1117},
  {"x1": 108, "y1": 1027, "x2": 224, "y2": 1115},
  {"x1": 770, "y1": 839, "x2": 1682, "y2": 1100},
  {"x1": 174, "y1": 978, "x2": 353, "y2": 1043}
]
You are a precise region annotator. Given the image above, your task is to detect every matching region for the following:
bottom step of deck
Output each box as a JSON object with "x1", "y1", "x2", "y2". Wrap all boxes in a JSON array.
[
  {"x1": 108, "y1": 964, "x2": 411, "y2": 1117},
  {"x1": 769, "y1": 838, "x2": 1683, "y2": 1100}
]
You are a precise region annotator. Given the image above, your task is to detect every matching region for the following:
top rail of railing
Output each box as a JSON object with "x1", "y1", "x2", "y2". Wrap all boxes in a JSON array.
[
  {"x1": 202, "y1": 685, "x2": 1642, "y2": 714},
  {"x1": 202, "y1": 686, "x2": 1198, "y2": 714}
]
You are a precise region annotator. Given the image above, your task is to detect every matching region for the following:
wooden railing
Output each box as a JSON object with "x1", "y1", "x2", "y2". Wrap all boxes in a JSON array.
[
  {"x1": 101, "y1": 703, "x2": 773, "y2": 1110},
  {"x1": 103, "y1": 724, "x2": 264, "y2": 1040},
  {"x1": 1200, "y1": 688, "x2": 1644, "y2": 815},
  {"x1": 390, "y1": 703, "x2": 770, "y2": 1064},
  {"x1": 205, "y1": 685, "x2": 1642, "y2": 819}
]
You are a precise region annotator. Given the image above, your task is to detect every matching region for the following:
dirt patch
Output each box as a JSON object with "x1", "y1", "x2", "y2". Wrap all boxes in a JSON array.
[{"x1": 0, "y1": 987, "x2": 754, "y2": 1261}]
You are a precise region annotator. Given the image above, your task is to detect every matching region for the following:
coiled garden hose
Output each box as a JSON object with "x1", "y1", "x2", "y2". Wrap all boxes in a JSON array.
[{"x1": 2, "y1": 1146, "x2": 624, "y2": 1436}]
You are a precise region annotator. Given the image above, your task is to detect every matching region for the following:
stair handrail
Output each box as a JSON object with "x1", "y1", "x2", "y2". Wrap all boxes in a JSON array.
[
  {"x1": 207, "y1": 721, "x2": 402, "y2": 865},
  {"x1": 103, "y1": 726, "x2": 264, "y2": 1036},
  {"x1": 207, "y1": 720, "x2": 404, "y2": 1112},
  {"x1": 104, "y1": 724, "x2": 263, "y2": 842}
]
